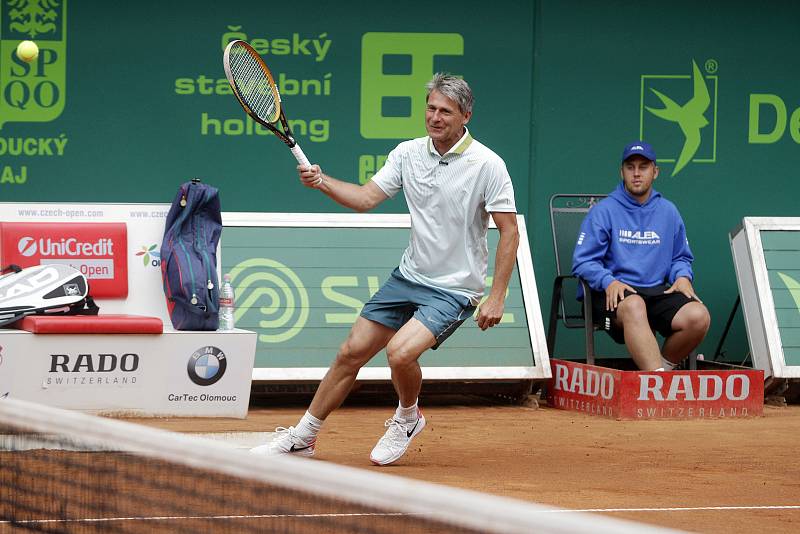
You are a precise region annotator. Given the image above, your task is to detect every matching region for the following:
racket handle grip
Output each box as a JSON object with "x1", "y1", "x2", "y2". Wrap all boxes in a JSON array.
[{"x1": 290, "y1": 144, "x2": 311, "y2": 168}]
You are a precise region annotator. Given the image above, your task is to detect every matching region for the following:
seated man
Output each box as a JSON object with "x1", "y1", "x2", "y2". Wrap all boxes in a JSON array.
[{"x1": 572, "y1": 141, "x2": 710, "y2": 371}]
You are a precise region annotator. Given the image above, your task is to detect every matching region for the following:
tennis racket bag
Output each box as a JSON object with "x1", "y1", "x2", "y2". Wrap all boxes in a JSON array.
[
  {"x1": 0, "y1": 264, "x2": 99, "y2": 327},
  {"x1": 160, "y1": 179, "x2": 222, "y2": 331}
]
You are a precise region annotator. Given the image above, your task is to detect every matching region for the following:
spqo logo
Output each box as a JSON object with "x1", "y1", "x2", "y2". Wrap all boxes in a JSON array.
[
  {"x1": 0, "y1": 0, "x2": 68, "y2": 129},
  {"x1": 17, "y1": 236, "x2": 36, "y2": 256},
  {"x1": 187, "y1": 346, "x2": 227, "y2": 386},
  {"x1": 640, "y1": 59, "x2": 718, "y2": 177}
]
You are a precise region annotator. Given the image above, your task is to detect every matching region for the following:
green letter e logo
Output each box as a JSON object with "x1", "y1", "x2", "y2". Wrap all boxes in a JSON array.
[{"x1": 360, "y1": 33, "x2": 463, "y2": 139}]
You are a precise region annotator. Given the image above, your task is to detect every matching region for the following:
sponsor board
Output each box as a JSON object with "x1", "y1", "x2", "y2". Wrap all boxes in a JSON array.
[
  {"x1": 0, "y1": 203, "x2": 259, "y2": 417},
  {"x1": 223, "y1": 213, "x2": 551, "y2": 381},
  {"x1": 547, "y1": 360, "x2": 763, "y2": 420},
  {"x1": 0, "y1": 330, "x2": 256, "y2": 418},
  {"x1": 730, "y1": 219, "x2": 800, "y2": 378},
  {"x1": 0, "y1": 203, "x2": 172, "y2": 322},
  {"x1": 0, "y1": 222, "x2": 128, "y2": 298}
]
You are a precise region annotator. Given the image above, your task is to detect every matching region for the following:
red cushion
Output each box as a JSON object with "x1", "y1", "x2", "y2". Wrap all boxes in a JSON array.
[{"x1": 17, "y1": 315, "x2": 163, "y2": 334}]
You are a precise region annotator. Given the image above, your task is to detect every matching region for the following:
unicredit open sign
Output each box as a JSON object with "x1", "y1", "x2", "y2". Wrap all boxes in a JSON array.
[{"x1": 0, "y1": 222, "x2": 128, "y2": 298}]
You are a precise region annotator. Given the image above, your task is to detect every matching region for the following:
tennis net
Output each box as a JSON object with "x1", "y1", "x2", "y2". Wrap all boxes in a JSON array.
[{"x1": 0, "y1": 397, "x2": 677, "y2": 533}]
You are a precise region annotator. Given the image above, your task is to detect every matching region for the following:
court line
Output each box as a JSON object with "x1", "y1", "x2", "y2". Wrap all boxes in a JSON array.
[
  {"x1": 5, "y1": 505, "x2": 799, "y2": 525},
  {"x1": 541, "y1": 505, "x2": 800, "y2": 513},
  {"x1": 1, "y1": 512, "x2": 413, "y2": 525}
]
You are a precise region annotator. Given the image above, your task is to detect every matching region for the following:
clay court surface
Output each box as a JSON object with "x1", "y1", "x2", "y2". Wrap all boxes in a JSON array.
[{"x1": 128, "y1": 395, "x2": 800, "y2": 534}]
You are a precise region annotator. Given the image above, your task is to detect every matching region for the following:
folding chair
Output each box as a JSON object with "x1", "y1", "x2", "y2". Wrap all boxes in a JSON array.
[{"x1": 546, "y1": 194, "x2": 606, "y2": 365}]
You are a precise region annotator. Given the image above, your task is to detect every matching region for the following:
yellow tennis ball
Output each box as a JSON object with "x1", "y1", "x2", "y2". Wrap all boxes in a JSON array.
[{"x1": 16, "y1": 40, "x2": 39, "y2": 63}]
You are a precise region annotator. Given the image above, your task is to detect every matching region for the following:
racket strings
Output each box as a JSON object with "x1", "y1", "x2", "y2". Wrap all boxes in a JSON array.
[{"x1": 229, "y1": 46, "x2": 279, "y2": 123}]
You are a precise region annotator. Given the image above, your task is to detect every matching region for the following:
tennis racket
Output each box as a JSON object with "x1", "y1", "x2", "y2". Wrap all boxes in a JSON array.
[{"x1": 223, "y1": 40, "x2": 310, "y2": 167}]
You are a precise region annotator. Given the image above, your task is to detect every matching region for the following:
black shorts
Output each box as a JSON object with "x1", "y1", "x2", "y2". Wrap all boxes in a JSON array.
[{"x1": 590, "y1": 284, "x2": 695, "y2": 344}]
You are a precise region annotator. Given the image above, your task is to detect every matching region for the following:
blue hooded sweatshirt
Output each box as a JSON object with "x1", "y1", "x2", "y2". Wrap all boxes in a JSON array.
[{"x1": 572, "y1": 182, "x2": 694, "y2": 295}]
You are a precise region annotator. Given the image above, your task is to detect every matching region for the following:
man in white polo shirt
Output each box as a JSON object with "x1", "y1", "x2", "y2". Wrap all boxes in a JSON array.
[{"x1": 252, "y1": 73, "x2": 519, "y2": 465}]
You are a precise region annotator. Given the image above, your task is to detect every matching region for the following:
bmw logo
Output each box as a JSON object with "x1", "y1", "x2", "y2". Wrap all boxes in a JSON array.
[{"x1": 187, "y1": 346, "x2": 227, "y2": 386}]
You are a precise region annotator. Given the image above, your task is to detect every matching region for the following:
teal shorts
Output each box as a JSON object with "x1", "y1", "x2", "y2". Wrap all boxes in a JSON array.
[{"x1": 360, "y1": 268, "x2": 476, "y2": 349}]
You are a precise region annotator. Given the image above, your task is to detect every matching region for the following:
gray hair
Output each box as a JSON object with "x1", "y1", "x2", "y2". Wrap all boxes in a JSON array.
[{"x1": 425, "y1": 73, "x2": 473, "y2": 114}]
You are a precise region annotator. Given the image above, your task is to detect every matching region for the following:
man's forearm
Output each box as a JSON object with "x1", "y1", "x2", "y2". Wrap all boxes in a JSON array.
[
  {"x1": 316, "y1": 174, "x2": 378, "y2": 213},
  {"x1": 488, "y1": 227, "x2": 520, "y2": 299}
]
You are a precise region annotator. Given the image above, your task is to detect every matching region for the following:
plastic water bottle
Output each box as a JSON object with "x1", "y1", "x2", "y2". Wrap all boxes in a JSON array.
[{"x1": 219, "y1": 273, "x2": 235, "y2": 331}]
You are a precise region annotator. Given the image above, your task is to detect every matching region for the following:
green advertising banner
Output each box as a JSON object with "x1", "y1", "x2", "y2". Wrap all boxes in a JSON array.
[
  {"x1": 0, "y1": 0, "x2": 67, "y2": 183},
  {"x1": 220, "y1": 214, "x2": 549, "y2": 380},
  {"x1": 531, "y1": 1, "x2": 800, "y2": 360},
  {"x1": 3, "y1": 0, "x2": 799, "y2": 364},
  {"x1": 0, "y1": 0, "x2": 533, "y2": 219}
]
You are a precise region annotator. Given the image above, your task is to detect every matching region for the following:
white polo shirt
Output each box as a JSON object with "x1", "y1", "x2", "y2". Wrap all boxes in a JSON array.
[{"x1": 371, "y1": 129, "x2": 516, "y2": 302}]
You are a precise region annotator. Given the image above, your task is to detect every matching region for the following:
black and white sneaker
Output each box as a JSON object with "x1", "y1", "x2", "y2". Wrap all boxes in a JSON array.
[
  {"x1": 369, "y1": 410, "x2": 426, "y2": 466},
  {"x1": 250, "y1": 426, "x2": 316, "y2": 457}
]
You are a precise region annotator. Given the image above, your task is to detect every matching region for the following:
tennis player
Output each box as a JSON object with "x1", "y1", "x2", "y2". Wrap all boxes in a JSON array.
[
  {"x1": 572, "y1": 141, "x2": 711, "y2": 371},
  {"x1": 252, "y1": 73, "x2": 519, "y2": 465}
]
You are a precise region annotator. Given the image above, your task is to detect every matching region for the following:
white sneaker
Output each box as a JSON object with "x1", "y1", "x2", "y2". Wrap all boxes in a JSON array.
[
  {"x1": 369, "y1": 411, "x2": 426, "y2": 466},
  {"x1": 250, "y1": 426, "x2": 316, "y2": 457}
]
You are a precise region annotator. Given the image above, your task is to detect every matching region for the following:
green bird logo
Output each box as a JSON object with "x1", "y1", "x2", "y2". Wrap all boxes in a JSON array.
[{"x1": 645, "y1": 60, "x2": 710, "y2": 176}]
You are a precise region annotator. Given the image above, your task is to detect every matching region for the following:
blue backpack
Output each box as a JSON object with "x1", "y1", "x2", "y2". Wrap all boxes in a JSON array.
[{"x1": 160, "y1": 179, "x2": 222, "y2": 330}]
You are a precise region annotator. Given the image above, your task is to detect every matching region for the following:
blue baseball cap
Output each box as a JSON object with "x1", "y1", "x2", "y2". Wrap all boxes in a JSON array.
[{"x1": 621, "y1": 141, "x2": 656, "y2": 163}]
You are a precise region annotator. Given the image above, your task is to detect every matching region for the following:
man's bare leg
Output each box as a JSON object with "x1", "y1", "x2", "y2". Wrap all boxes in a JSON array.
[
  {"x1": 250, "y1": 317, "x2": 396, "y2": 456},
  {"x1": 615, "y1": 295, "x2": 662, "y2": 371},
  {"x1": 662, "y1": 302, "x2": 711, "y2": 365},
  {"x1": 308, "y1": 316, "x2": 396, "y2": 419},
  {"x1": 370, "y1": 318, "x2": 436, "y2": 465},
  {"x1": 385, "y1": 318, "x2": 436, "y2": 407}
]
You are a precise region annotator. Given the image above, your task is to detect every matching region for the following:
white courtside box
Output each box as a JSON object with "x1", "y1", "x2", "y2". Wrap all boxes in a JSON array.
[
  {"x1": 0, "y1": 202, "x2": 257, "y2": 417},
  {"x1": 730, "y1": 217, "x2": 800, "y2": 379}
]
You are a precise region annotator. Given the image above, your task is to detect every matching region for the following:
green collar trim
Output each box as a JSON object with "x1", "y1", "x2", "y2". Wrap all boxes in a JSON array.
[
  {"x1": 453, "y1": 131, "x2": 473, "y2": 154},
  {"x1": 428, "y1": 128, "x2": 473, "y2": 156}
]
